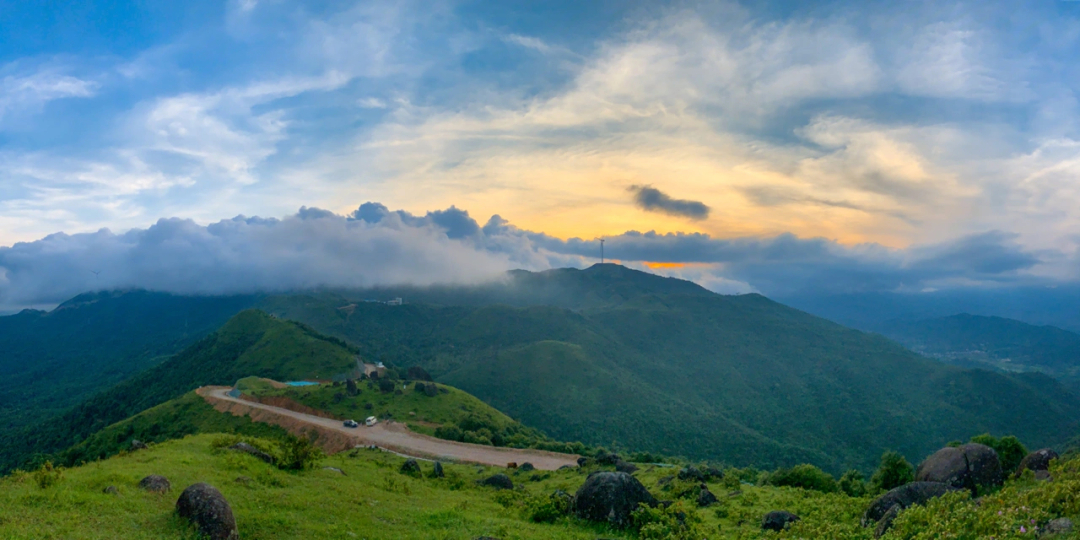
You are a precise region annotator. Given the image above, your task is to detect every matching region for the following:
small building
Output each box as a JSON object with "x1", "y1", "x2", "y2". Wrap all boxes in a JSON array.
[{"x1": 387, "y1": 297, "x2": 403, "y2": 306}]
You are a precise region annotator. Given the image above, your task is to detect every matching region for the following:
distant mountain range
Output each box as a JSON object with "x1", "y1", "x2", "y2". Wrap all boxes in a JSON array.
[
  {"x1": 880, "y1": 313, "x2": 1080, "y2": 391},
  {"x1": 2, "y1": 264, "x2": 1079, "y2": 475}
]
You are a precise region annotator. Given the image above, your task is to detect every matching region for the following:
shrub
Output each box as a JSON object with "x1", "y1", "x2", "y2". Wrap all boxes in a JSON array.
[
  {"x1": 871, "y1": 451, "x2": 914, "y2": 493},
  {"x1": 524, "y1": 491, "x2": 572, "y2": 523},
  {"x1": 32, "y1": 461, "x2": 62, "y2": 489},
  {"x1": 839, "y1": 469, "x2": 868, "y2": 497},
  {"x1": 970, "y1": 433, "x2": 1028, "y2": 474},
  {"x1": 766, "y1": 464, "x2": 839, "y2": 493},
  {"x1": 277, "y1": 434, "x2": 324, "y2": 471},
  {"x1": 631, "y1": 501, "x2": 703, "y2": 540}
]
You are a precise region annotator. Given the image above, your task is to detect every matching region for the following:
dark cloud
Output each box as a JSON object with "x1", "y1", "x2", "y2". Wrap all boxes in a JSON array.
[
  {"x1": 628, "y1": 185, "x2": 711, "y2": 220},
  {"x1": 0, "y1": 202, "x2": 1066, "y2": 311}
]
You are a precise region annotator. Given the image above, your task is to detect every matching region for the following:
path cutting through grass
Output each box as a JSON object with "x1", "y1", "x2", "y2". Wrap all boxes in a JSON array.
[{"x1": 199, "y1": 386, "x2": 580, "y2": 470}]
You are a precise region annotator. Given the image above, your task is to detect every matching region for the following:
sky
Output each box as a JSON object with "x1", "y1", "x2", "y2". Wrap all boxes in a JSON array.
[{"x1": 3, "y1": 0, "x2": 1080, "y2": 310}]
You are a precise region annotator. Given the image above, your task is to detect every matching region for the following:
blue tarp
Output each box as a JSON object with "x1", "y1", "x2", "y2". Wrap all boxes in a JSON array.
[{"x1": 285, "y1": 381, "x2": 319, "y2": 387}]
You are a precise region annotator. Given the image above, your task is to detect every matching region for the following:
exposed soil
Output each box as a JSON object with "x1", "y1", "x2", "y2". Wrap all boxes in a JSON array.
[{"x1": 198, "y1": 386, "x2": 580, "y2": 470}]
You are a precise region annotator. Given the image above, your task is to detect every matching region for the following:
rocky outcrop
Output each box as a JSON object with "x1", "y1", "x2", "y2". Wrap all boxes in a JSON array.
[
  {"x1": 762, "y1": 510, "x2": 800, "y2": 531},
  {"x1": 862, "y1": 482, "x2": 958, "y2": 529},
  {"x1": 915, "y1": 444, "x2": 1001, "y2": 494},
  {"x1": 138, "y1": 475, "x2": 171, "y2": 493},
  {"x1": 176, "y1": 483, "x2": 239, "y2": 540},
  {"x1": 1017, "y1": 448, "x2": 1059, "y2": 476},
  {"x1": 678, "y1": 466, "x2": 706, "y2": 483},
  {"x1": 478, "y1": 474, "x2": 514, "y2": 490},
  {"x1": 615, "y1": 460, "x2": 638, "y2": 474},
  {"x1": 573, "y1": 471, "x2": 658, "y2": 528},
  {"x1": 697, "y1": 485, "x2": 718, "y2": 507},
  {"x1": 229, "y1": 442, "x2": 275, "y2": 465}
]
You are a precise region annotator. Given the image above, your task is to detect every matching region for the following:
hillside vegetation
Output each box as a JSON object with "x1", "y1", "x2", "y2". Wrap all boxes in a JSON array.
[
  {"x1": 0, "y1": 310, "x2": 356, "y2": 472},
  {"x1": 261, "y1": 265, "x2": 1080, "y2": 473},
  {"x1": 0, "y1": 291, "x2": 255, "y2": 433},
  {"x1": 6, "y1": 431, "x2": 1080, "y2": 539},
  {"x1": 882, "y1": 313, "x2": 1080, "y2": 390}
]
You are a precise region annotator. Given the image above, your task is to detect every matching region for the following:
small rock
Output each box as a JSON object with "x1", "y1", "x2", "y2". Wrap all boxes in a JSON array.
[
  {"x1": 762, "y1": 510, "x2": 800, "y2": 532},
  {"x1": 138, "y1": 475, "x2": 171, "y2": 493},
  {"x1": 1044, "y1": 517, "x2": 1073, "y2": 536},
  {"x1": 697, "y1": 485, "x2": 718, "y2": 507},
  {"x1": 678, "y1": 466, "x2": 706, "y2": 483},
  {"x1": 130, "y1": 439, "x2": 147, "y2": 451},
  {"x1": 400, "y1": 459, "x2": 422, "y2": 477},
  {"x1": 615, "y1": 460, "x2": 638, "y2": 474},
  {"x1": 229, "y1": 442, "x2": 275, "y2": 465},
  {"x1": 234, "y1": 476, "x2": 252, "y2": 486},
  {"x1": 573, "y1": 471, "x2": 658, "y2": 528},
  {"x1": 430, "y1": 462, "x2": 445, "y2": 479},
  {"x1": 176, "y1": 483, "x2": 239, "y2": 540},
  {"x1": 557, "y1": 464, "x2": 573, "y2": 471},
  {"x1": 103, "y1": 485, "x2": 119, "y2": 495},
  {"x1": 478, "y1": 474, "x2": 514, "y2": 490},
  {"x1": 518, "y1": 462, "x2": 535, "y2": 472},
  {"x1": 576, "y1": 457, "x2": 589, "y2": 467},
  {"x1": 323, "y1": 466, "x2": 345, "y2": 475}
]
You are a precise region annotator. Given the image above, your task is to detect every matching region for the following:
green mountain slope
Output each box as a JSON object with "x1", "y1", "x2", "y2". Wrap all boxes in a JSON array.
[
  {"x1": 882, "y1": 313, "x2": 1080, "y2": 387},
  {"x1": 0, "y1": 290, "x2": 255, "y2": 432},
  {"x1": 0, "y1": 310, "x2": 357, "y2": 472},
  {"x1": 261, "y1": 265, "x2": 1080, "y2": 473}
]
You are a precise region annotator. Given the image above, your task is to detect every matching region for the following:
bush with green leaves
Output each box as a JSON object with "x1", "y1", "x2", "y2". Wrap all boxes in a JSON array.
[
  {"x1": 523, "y1": 491, "x2": 573, "y2": 523},
  {"x1": 766, "y1": 464, "x2": 839, "y2": 493},
  {"x1": 839, "y1": 469, "x2": 868, "y2": 497},
  {"x1": 631, "y1": 501, "x2": 703, "y2": 540},
  {"x1": 871, "y1": 451, "x2": 914, "y2": 493},
  {"x1": 277, "y1": 433, "x2": 324, "y2": 471},
  {"x1": 970, "y1": 433, "x2": 1028, "y2": 474},
  {"x1": 32, "y1": 461, "x2": 63, "y2": 489}
]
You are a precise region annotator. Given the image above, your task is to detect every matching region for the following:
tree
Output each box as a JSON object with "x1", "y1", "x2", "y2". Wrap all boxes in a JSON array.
[
  {"x1": 839, "y1": 469, "x2": 868, "y2": 497},
  {"x1": 970, "y1": 433, "x2": 1027, "y2": 474},
  {"x1": 871, "y1": 451, "x2": 914, "y2": 493}
]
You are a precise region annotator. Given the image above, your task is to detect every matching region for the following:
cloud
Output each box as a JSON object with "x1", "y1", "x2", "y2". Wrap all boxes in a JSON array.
[
  {"x1": 628, "y1": 185, "x2": 711, "y2": 220},
  {"x1": 0, "y1": 64, "x2": 97, "y2": 124},
  {"x1": 0, "y1": 202, "x2": 1070, "y2": 312}
]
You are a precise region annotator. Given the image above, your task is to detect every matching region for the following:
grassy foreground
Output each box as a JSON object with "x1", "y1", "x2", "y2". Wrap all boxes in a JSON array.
[{"x1": 6, "y1": 432, "x2": 1080, "y2": 539}]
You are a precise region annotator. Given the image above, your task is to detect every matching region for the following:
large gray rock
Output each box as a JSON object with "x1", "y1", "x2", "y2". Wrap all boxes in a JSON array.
[
  {"x1": 697, "y1": 485, "x2": 718, "y2": 507},
  {"x1": 573, "y1": 471, "x2": 658, "y2": 528},
  {"x1": 1017, "y1": 448, "x2": 1059, "y2": 475},
  {"x1": 762, "y1": 511, "x2": 800, "y2": 531},
  {"x1": 873, "y1": 505, "x2": 901, "y2": 538},
  {"x1": 915, "y1": 443, "x2": 1001, "y2": 494},
  {"x1": 862, "y1": 482, "x2": 958, "y2": 527},
  {"x1": 229, "y1": 442, "x2": 275, "y2": 465},
  {"x1": 478, "y1": 474, "x2": 513, "y2": 490},
  {"x1": 431, "y1": 462, "x2": 445, "y2": 479},
  {"x1": 400, "y1": 459, "x2": 422, "y2": 477},
  {"x1": 1044, "y1": 517, "x2": 1073, "y2": 537},
  {"x1": 176, "y1": 483, "x2": 239, "y2": 540},
  {"x1": 138, "y1": 475, "x2": 171, "y2": 493}
]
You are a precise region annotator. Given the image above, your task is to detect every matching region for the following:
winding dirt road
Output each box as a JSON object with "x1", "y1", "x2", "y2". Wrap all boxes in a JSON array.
[{"x1": 198, "y1": 386, "x2": 579, "y2": 470}]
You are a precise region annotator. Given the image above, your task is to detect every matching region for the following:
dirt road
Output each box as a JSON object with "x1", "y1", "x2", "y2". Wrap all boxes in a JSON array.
[{"x1": 198, "y1": 386, "x2": 579, "y2": 470}]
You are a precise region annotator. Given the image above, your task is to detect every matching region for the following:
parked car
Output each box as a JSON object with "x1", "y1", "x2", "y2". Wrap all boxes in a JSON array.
[
  {"x1": 365, "y1": 416, "x2": 378, "y2": 426},
  {"x1": 343, "y1": 419, "x2": 359, "y2": 428}
]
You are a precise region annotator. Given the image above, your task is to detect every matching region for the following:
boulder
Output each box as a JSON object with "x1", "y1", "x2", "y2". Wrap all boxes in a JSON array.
[
  {"x1": 573, "y1": 471, "x2": 658, "y2": 528},
  {"x1": 915, "y1": 444, "x2": 1001, "y2": 494},
  {"x1": 704, "y1": 466, "x2": 725, "y2": 481},
  {"x1": 678, "y1": 466, "x2": 706, "y2": 483},
  {"x1": 1044, "y1": 517, "x2": 1073, "y2": 537},
  {"x1": 130, "y1": 439, "x2": 148, "y2": 451},
  {"x1": 478, "y1": 474, "x2": 514, "y2": 490},
  {"x1": 872, "y1": 504, "x2": 901, "y2": 538},
  {"x1": 762, "y1": 510, "x2": 800, "y2": 531},
  {"x1": 138, "y1": 475, "x2": 171, "y2": 493},
  {"x1": 697, "y1": 485, "x2": 718, "y2": 507},
  {"x1": 1017, "y1": 448, "x2": 1059, "y2": 475},
  {"x1": 862, "y1": 482, "x2": 958, "y2": 527},
  {"x1": 576, "y1": 457, "x2": 590, "y2": 467},
  {"x1": 400, "y1": 459, "x2": 422, "y2": 477},
  {"x1": 431, "y1": 462, "x2": 445, "y2": 479},
  {"x1": 175, "y1": 483, "x2": 239, "y2": 540},
  {"x1": 229, "y1": 442, "x2": 275, "y2": 465},
  {"x1": 518, "y1": 462, "x2": 535, "y2": 472},
  {"x1": 596, "y1": 452, "x2": 621, "y2": 466},
  {"x1": 615, "y1": 460, "x2": 638, "y2": 474},
  {"x1": 423, "y1": 383, "x2": 439, "y2": 397},
  {"x1": 959, "y1": 443, "x2": 1002, "y2": 491},
  {"x1": 103, "y1": 485, "x2": 119, "y2": 495}
]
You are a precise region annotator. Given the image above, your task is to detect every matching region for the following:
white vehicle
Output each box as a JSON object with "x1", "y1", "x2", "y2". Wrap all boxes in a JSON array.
[
  {"x1": 365, "y1": 416, "x2": 378, "y2": 427},
  {"x1": 343, "y1": 419, "x2": 359, "y2": 428}
]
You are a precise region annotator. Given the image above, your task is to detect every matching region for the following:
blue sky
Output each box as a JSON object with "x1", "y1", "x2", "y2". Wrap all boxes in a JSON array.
[{"x1": 3, "y1": 0, "x2": 1080, "y2": 308}]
